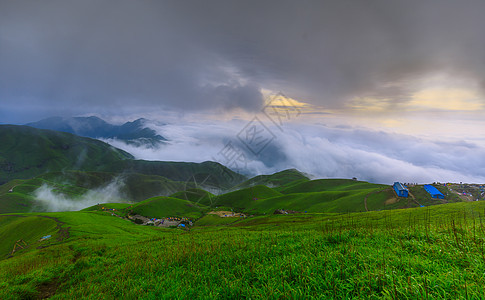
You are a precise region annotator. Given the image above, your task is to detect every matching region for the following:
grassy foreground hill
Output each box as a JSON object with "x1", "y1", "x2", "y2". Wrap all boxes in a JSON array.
[{"x1": 2, "y1": 201, "x2": 485, "y2": 298}]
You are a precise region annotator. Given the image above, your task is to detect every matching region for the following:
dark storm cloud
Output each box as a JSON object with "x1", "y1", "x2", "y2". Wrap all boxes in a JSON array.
[{"x1": 1, "y1": 0, "x2": 485, "y2": 122}]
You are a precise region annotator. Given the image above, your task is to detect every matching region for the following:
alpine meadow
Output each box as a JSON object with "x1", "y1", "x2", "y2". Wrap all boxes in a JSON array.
[{"x1": 2, "y1": 1, "x2": 485, "y2": 299}]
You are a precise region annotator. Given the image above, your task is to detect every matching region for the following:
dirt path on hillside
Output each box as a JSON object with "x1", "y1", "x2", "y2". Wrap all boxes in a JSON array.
[
  {"x1": 364, "y1": 188, "x2": 390, "y2": 212},
  {"x1": 36, "y1": 215, "x2": 70, "y2": 242},
  {"x1": 408, "y1": 192, "x2": 422, "y2": 207}
]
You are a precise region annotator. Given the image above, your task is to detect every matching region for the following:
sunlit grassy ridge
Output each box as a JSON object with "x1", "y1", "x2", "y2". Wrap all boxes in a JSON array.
[{"x1": 2, "y1": 201, "x2": 485, "y2": 298}]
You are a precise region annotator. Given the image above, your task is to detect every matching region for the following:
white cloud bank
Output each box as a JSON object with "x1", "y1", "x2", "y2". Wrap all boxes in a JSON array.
[{"x1": 103, "y1": 119, "x2": 485, "y2": 185}]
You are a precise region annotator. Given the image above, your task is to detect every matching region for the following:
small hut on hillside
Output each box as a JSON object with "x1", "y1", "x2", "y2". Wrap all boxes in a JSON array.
[{"x1": 393, "y1": 182, "x2": 409, "y2": 198}]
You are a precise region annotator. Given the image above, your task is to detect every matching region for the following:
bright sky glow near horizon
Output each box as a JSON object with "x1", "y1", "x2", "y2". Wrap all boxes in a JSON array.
[{"x1": 1, "y1": 0, "x2": 485, "y2": 183}]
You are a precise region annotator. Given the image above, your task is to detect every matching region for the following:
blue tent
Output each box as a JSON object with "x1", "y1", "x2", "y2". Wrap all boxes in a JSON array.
[{"x1": 423, "y1": 185, "x2": 444, "y2": 199}]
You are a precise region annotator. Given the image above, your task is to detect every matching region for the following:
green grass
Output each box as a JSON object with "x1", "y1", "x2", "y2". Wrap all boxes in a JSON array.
[
  {"x1": 100, "y1": 160, "x2": 246, "y2": 189},
  {"x1": 212, "y1": 185, "x2": 283, "y2": 210},
  {"x1": 215, "y1": 180, "x2": 390, "y2": 215},
  {"x1": 170, "y1": 188, "x2": 215, "y2": 205},
  {"x1": 2, "y1": 201, "x2": 485, "y2": 298},
  {"x1": 0, "y1": 125, "x2": 133, "y2": 184},
  {"x1": 408, "y1": 184, "x2": 464, "y2": 206},
  {"x1": 278, "y1": 178, "x2": 387, "y2": 194},
  {"x1": 0, "y1": 193, "x2": 36, "y2": 214},
  {"x1": 82, "y1": 203, "x2": 133, "y2": 211},
  {"x1": 194, "y1": 214, "x2": 244, "y2": 226},
  {"x1": 234, "y1": 169, "x2": 310, "y2": 189},
  {"x1": 365, "y1": 188, "x2": 408, "y2": 210},
  {"x1": 0, "y1": 125, "x2": 246, "y2": 195},
  {"x1": 130, "y1": 196, "x2": 207, "y2": 219},
  {"x1": 247, "y1": 189, "x2": 373, "y2": 214},
  {"x1": 0, "y1": 215, "x2": 59, "y2": 259},
  {"x1": 0, "y1": 171, "x2": 203, "y2": 213}
]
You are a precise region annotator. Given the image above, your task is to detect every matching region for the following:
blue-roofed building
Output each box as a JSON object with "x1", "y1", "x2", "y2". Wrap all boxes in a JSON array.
[
  {"x1": 424, "y1": 185, "x2": 444, "y2": 199},
  {"x1": 393, "y1": 182, "x2": 409, "y2": 197}
]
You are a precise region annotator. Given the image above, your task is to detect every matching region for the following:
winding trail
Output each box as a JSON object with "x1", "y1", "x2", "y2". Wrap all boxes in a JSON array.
[
  {"x1": 36, "y1": 215, "x2": 70, "y2": 242},
  {"x1": 408, "y1": 192, "x2": 422, "y2": 207}
]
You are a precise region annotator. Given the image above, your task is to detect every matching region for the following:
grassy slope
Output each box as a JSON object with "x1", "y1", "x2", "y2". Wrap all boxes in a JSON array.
[
  {"x1": 2, "y1": 201, "x2": 485, "y2": 298},
  {"x1": 0, "y1": 216, "x2": 58, "y2": 259},
  {"x1": 409, "y1": 184, "x2": 462, "y2": 206},
  {"x1": 82, "y1": 203, "x2": 132, "y2": 211},
  {"x1": 131, "y1": 196, "x2": 207, "y2": 219},
  {"x1": 101, "y1": 160, "x2": 246, "y2": 189},
  {"x1": 227, "y1": 179, "x2": 398, "y2": 215},
  {"x1": 0, "y1": 125, "x2": 246, "y2": 199},
  {"x1": 194, "y1": 214, "x2": 243, "y2": 226},
  {"x1": 169, "y1": 188, "x2": 214, "y2": 206},
  {"x1": 233, "y1": 169, "x2": 310, "y2": 189},
  {"x1": 212, "y1": 185, "x2": 283, "y2": 209},
  {"x1": 247, "y1": 190, "x2": 370, "y2": 214},
  {"x1": 279, "y1": 178, "x2": 387, "y2": 194}
]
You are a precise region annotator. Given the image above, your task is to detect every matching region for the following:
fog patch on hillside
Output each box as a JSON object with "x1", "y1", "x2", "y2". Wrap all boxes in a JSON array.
[{"x1": 33, "y1": 178, "x2": 128, "y2": 212}]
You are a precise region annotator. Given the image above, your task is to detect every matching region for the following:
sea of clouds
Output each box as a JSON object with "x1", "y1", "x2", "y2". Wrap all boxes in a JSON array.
[{"x1": 102, "y1": 119, "x2": 485, "y2": 185}]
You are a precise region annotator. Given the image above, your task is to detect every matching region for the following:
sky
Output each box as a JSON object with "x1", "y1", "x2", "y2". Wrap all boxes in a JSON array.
[{"x1": 1, "y1": 0, "x2": 485, "y2": 183}]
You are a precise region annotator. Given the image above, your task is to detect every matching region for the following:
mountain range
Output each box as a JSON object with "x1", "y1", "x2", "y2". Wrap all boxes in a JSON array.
[
  {"x1": 0, "y1": 125, "x2": 244, "y2": 187},
  {"x1": 26, "y1": 116, "x2": 166, "y2": 147}
]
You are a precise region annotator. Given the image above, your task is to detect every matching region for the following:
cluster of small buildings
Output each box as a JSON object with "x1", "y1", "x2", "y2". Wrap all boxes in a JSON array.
[
  {"x1": 393, "y1": 182, "x2": 444, "y2": 199},
  {"x1": 148, "y1": 217, "x2": 192, "y2": 227},
  {"x1": 127, "y1": 214, "x2": 193, "y2": 227}
]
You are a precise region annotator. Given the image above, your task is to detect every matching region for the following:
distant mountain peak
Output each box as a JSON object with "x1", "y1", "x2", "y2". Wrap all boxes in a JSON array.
[{"x1": 26, "y1": 116, "x2": 166, "y2": 146}]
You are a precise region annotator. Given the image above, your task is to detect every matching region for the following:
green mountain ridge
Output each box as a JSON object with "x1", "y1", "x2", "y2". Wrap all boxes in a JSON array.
[
  {"x1": 233, "y1": 169, "x2": 310, "y2": 189},
  {"x1": 26, "y1": 116, "x2": 167, "y2": 146},
  {"x1": 0, "y1": 124, "x2": 470, "y2": 218},
  {"x1": 0, "y1": 125, "x2": 133, "y2": 184}
]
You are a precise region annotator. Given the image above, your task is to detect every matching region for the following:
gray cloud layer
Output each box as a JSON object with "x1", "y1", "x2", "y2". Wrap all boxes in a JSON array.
[{"x1": 2, "y1": 0, "x2": 485, "y2": 123}]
